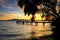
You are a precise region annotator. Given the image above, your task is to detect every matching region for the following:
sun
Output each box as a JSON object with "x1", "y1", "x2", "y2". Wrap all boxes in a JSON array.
[{"x1": 34, "y1": 11, "x2": 46, "y2": 21}]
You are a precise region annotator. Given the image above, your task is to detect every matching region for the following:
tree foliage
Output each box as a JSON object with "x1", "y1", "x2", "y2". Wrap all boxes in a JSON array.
[
  {"x1": 18, "y1": 0, "x2": 60, "y2": 39},
  {"x1": 18, "y1": 0, "x2": 58, "y2": 20}
]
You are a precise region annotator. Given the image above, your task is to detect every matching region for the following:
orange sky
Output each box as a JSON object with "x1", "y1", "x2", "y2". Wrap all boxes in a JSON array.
[
  {"x1": 0, "y1": 12, "x2": 54, "y2": 20},
  {"x1": 0, "y1": 14, "x2": 21, "y2": 20},
  {"x1": 0, "y1": 13, "x2": 40, "y2": 20},
  {"x1": 0, "y1": 13, "x2": 45, "y2": 20},
  {"x1": 0, "y1": 13, "x2": 32, "y2": 20}
]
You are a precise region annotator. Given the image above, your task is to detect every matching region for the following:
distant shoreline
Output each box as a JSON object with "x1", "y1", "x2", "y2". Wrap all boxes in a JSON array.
[
  {"x1": 0, "y1": 19, "x2": 22, "y2": 21},
  {"x1": 0, "y1": 19, "x2": 53, "y2": 21},
  {"x1": 0, "y1": 20, "x2": 16, "y2": 21}
]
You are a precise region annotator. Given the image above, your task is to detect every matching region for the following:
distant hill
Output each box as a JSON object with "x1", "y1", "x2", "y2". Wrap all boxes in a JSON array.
[
  {"x1": 0, "y1": 19, "x2": 23, "y2": 21},
  {"x1": 7, "y1": 19, "x2": 20, "y2": 21}
]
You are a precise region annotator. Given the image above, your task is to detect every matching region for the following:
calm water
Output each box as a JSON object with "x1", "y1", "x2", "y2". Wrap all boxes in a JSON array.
[{"x1": 0, "y1": 21, "x2": 54, "y2": 40}]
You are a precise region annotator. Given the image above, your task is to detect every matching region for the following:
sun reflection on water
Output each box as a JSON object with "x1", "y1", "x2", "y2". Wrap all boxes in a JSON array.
[{"x1": 31, "y1": 23, "x2": 53, "y2": 37}]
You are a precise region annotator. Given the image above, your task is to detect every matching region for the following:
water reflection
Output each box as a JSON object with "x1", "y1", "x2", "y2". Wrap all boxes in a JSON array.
[
  {"x1": 31, "y1": 23, "x2": 53, "y2": 36},
  {"x1": 0, "y1": 21, "x2": 55, "y2": 40}
]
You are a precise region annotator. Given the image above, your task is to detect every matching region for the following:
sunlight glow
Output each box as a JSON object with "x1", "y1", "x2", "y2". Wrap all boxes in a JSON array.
[
  {"x1": 23, "y1": 12, "x2": 46, "y2": 20},
  {"x1": 35, "y1": 13, "x2": 46, "y2": 20},
  {"x1": 0, "y1": 12, "x2": 54, "y2": 20},
  {"x1": 0, "y1": 14, "x2": 22, "y2": 20},
  {"x1": 24, "y1": 14, "x2": 32, "y2": 20}
]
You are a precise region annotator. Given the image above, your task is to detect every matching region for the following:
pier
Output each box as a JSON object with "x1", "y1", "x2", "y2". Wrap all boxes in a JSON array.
[
  {"x1": 16, "y1": 20, "x2": 52, "y2": 26},
  {"x1": 16, "y1": 20, "x2": 53, "y2": 37}
]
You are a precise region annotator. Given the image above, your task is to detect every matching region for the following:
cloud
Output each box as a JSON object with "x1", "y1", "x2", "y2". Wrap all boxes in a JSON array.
[
  {"x1": 0, "y1": 0, "x2": 7, "y2": 4},
  {"x1": 1, "y1": 4, "x2": 14, "y2": 9},
  {"x1": 0, "y1": 14, "x2": 5, "y2": 17},
  {"x1": 0, "y1": 13, "x2": 23, "y2": 20},
  {"x1": 0, "y1": 0, "x2": 24, "y2": 15},
  {"x1": 0, "y1": 0, "x2": 13, "y2": 9},
  {"x1": 0, "y1": 0, "x2": 4, "y2": 3},
  {"x1": 0, "y1": 0, "x2": 18, "y2": 9}
]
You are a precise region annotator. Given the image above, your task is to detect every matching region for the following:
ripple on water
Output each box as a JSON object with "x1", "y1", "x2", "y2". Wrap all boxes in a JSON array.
[{"x1": 0, "y1": 21, "x2": 54, "y2": 40}]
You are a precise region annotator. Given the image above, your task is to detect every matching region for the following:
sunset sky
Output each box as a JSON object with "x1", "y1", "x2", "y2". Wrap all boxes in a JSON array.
[
  {"x1": 0, "y1": 0, "x2": 26, "y2": 20},
  {"x1": 0, "y1": 0, "x2": 43, "y2": 20},
  {"x1": 0, "y1": 0, "x2": 59, "y2": 20}
]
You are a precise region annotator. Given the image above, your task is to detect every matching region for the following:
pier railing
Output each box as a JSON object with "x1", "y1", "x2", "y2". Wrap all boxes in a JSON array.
[{"x1": 16, "y1": 20, "x2": 52, "y2": 26}]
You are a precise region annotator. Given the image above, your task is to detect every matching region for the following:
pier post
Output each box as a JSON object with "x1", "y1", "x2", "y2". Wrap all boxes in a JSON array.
[{"x1": 35, "y1": 22, "x2": 38, "y2": 26}]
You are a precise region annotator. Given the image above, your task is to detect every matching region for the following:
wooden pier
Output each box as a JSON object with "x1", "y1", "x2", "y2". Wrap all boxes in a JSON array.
[{"x1": 16, "y1": 20, "x2": 52, "y2": 26}]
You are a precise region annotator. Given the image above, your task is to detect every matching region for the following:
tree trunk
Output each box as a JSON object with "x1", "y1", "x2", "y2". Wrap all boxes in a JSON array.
[{"x1": 31, "y1": 15, "x2": 35, "y2": 22}]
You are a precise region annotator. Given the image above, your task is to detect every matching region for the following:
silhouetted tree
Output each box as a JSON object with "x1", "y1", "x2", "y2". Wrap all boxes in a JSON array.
[
  {"x1": 18, "y1": 0, "x2": 58, "y2": 21},
  {"x1": 18, "y1": 0, "x2": 59, "y2": 39},
  {"x1": 18, "y1": 0, "x2": 39, "y2": 22},
  {"x1": 51, "y1": 16, "x2": 60, "y2": 39}
]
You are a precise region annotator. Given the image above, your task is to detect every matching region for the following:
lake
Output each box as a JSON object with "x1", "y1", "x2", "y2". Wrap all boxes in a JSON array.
[{"x1": 0, "y1": 21, "x2": 55, "y2": 40}]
